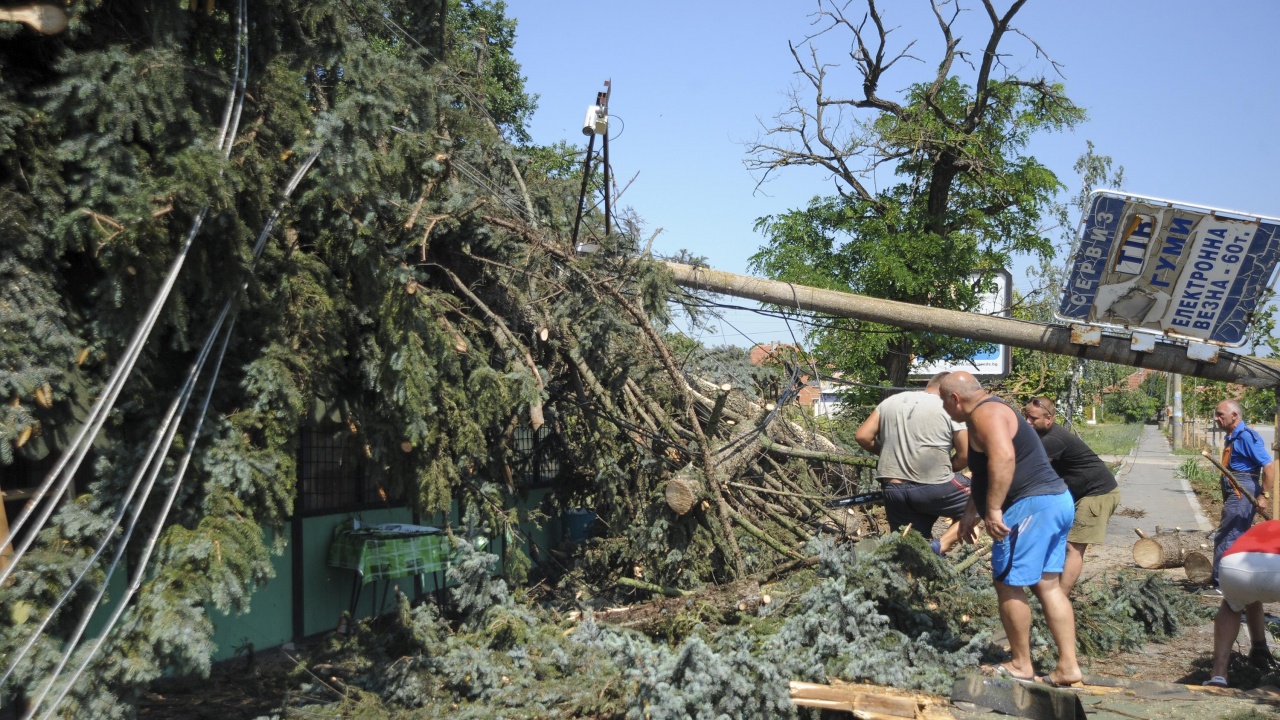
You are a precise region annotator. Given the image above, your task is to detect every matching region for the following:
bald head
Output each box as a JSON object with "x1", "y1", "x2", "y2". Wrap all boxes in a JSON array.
[
  {"x1": 1214, "y1": 399, "x2": 1244, "y2": 432},
  {"x1": 938, "y1": 371, "x2": 987, "y2": 422},
  {"x1": 939, "y1": 371, "x2": 983, "y2": 400}
]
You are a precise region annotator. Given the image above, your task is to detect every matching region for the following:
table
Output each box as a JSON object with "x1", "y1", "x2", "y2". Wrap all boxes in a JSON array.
[
  {"x1": 328, "y1": 530, "x2": 452, "y2": 582},
  {"x1": 327, "y1": 528, "x2": 486, "y2": 620}
]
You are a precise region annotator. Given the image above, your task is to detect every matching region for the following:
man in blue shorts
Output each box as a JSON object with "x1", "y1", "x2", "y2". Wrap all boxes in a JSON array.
[{"x1": 940, "y1": 372, "x2": 1081, "y2": 686}]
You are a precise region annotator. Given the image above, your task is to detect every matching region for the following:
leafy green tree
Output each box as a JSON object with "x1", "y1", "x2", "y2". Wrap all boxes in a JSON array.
[
  {"x1": 1183, "y1": 379, "x2": 1231, "y2": 422},
  {"x1": 747, "y1": 0, "x2": 1084, "y2": 392},
  {"x1": 1105, "y1": 388, "x2": 1158, "y2": 424},
  {"x1": 1240, "y1": 289, "x2": 1280, "y2": 425}
]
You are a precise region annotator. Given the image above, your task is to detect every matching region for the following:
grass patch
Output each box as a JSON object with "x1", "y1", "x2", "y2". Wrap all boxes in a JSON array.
[
  {"x1": 1177, "y1": 454, "x2": 1223, "y2": 522},
  {"x1": 1177, "y1": 456, "x2": 1218, "y2": 493},
  {"x1": 1075, "y1": 422, "x2": 1145, "y2": 457}
]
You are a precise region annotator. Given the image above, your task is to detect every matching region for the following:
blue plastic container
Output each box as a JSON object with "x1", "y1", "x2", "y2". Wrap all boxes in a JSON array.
[{"x1": 565, "y1": 508, "x2": 596, "y2": 544}]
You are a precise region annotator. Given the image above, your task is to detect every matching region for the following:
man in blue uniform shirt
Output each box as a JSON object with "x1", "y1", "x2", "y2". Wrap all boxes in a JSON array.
[{"x1": 1212, "y1": 399, "x2": 1276, "y2": 588}]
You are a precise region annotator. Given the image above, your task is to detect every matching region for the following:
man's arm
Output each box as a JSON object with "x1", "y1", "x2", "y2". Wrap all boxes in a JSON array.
[
  {"x1": 957, "y1": 496, "x2": 981, "y2": 543},
  {"x1": 971, "y1": 403, "x2": 1018, "y2": 540},
  {"x1": 951, "y1": 428, "x2": 969, "y2": 471},
  {"x1": 855, "y1": 409, "x2": 882, "y2": 455},
  {"x1": 1264, "y1": 459, "x2": 1278, "y2": 514}
]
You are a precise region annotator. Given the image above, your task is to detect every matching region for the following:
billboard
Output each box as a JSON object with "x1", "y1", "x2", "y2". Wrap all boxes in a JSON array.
[
  {"x1": 1058, "y1": 190, "x2": 1280, "y2": 346},
  {"x1": 912, "y1": 270, "x2": 1011, "y2": 379}
]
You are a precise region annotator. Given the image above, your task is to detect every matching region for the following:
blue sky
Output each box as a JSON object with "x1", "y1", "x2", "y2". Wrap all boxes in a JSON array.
[{"x1": 503, "y1": 0, "x2": 1280, "y2": 349}]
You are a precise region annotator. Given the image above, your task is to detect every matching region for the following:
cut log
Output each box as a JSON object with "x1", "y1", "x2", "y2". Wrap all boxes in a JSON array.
[
  {"x1": 663, "y1": 465, "x2": 703, "y2": 516},
  {"x1": 1132, "y1": 530, "x2": 1212, "y2": 569},
  {"x1": 594, "y1": 578, "x2": 762, "y2": 634},
  {"x1": 1184, "y1": 550, "x2": 1214, "y2": 585},
  {"x1": 788, "y1": 680, "x2": 953, "y2": 719}
]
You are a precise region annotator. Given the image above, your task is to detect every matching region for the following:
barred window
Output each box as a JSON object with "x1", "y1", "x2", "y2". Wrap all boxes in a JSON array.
[
  {"x1": 296, "y1": 425, "x2": 400, "y2": 515},
  {"x1": 510, "y1": 425, "x2": 561, "y2": 487}
]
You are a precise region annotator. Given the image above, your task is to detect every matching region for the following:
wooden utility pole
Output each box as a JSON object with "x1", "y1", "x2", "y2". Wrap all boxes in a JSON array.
[
  {"x1": 664, "y1": 263, "x2": 1280, "y2": 388},
  {"x1": 1273, "y1": 387, "x2": 1280, "y2": 514}
]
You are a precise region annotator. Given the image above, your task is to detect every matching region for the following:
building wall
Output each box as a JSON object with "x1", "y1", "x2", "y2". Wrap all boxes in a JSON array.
[
  {"x1": 207, "y1": 525, "x2": 293, "y2": 661},
  {"x1": 206, "y1": 489, "x2": 562, "y2": 660}
]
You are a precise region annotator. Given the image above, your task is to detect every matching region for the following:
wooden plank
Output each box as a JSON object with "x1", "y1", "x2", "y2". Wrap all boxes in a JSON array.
[{"x1": 789, "y1": 680, "x2": 941, "y2": 718}]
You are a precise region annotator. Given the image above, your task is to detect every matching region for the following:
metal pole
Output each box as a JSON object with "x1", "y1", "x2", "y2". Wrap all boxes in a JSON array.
[
  {"x1": 1161, "y1": 372, "x2": 1172, "y2": 430},
  {"x1": 570, "y1": 133, "x2": 596, "y2": 246},
  {"x1": 1171, "y1": 373, "x2": 1183, "y2": 451},
  {"x1": 664, "y1": 262, "x2": 1280, "y2": 388},
  {"x1": 601, "y1": 106, "x2": 611, "y2": 238}
]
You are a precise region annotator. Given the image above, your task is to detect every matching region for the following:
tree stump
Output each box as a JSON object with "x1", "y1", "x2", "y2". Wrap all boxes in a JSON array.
[
  {"x1": 1132, "y1": 530, "x2": 1211, "y2": 569},
  {"x1": 664, "y1": 466, "x2": 704, "y2": 516},
  {"x1": 1184, "y1": 550, "x2": 1214, "y2": 585}
]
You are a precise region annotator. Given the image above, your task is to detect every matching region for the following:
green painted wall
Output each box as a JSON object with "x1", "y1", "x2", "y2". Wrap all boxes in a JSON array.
[
  {"x1": 299, "y1": 507, "x2": 416, "y2": 637},
  {"x1": 208, "y1": 525, "x2": 291, "y2": 661},
  {"x1": 84, "y1": 559, "x2": 129, "y2": 640},
  {"x1": 203, "y1": 491, "x2": 569, "y2": 660}
]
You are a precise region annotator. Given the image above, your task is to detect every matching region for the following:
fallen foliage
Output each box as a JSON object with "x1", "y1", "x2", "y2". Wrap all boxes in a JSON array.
[{"x1": 261, "y1": 535, "x2": 1210, "y2": 719}]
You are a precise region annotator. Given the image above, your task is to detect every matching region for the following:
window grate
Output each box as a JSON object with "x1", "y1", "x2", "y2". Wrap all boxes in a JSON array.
[
  {"x1": 296, "y1": 426, "x2": 400, "y2": 515},
  {"x1": 511, "y1": 425, "x2": 561, "y2": 487}
]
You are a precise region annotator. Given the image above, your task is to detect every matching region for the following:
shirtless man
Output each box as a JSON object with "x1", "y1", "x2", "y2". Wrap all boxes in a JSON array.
[{"x1": 940, "y1": 372, "x2": 1081, "y2": 686}]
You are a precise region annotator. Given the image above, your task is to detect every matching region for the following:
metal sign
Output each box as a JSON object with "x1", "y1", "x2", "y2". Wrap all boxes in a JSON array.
[
  {"x1": 1058, "y1": 190, "x2": 1280, "y2": 346},
  {"x1": 912, "y1": 270, "x2": 1011, "y2": 378}
]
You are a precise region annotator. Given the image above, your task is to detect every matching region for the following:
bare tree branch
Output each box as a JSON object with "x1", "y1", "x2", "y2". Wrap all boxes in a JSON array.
[{"x1": 963, "y1": 0, "x2": 1027, "y2": 131}]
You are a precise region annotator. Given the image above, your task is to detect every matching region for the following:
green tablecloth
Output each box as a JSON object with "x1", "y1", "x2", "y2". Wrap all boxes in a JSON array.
[{"x1": 328, "y1": 531, "x2": 464, "y2": 583}]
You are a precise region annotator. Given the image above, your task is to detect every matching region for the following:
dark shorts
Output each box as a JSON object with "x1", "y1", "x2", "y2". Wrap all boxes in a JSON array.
[
  {"x1": 1068, "y1": 488, "x2": 1121, "y2": 545},
  {"x1": 882, "y1": 475, "x2": 971, "y2": 534}
]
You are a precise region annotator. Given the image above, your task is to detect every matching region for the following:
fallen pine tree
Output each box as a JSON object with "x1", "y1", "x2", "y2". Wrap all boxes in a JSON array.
[{"x1": 257, "y1": 533, "x2": 1212, "y2": 719}]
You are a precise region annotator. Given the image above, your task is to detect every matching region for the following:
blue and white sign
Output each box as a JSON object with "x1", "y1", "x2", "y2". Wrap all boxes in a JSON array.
[
  {"x1": 1058, "y1": 191, "x2": 1280, "y2": 346},
  {"x1": 912, "y1": 270, "x2": 1011, "y2": 378}
]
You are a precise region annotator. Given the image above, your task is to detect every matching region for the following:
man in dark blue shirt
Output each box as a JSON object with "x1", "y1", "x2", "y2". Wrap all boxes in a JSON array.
[{"x1": 1212, "y1": 399, "x2": 1276, "y2": 588}]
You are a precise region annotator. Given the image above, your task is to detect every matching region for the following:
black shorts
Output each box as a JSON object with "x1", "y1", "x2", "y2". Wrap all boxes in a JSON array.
[{"x1": 882, "y1": 475, "x2": 972, "y2": 534}]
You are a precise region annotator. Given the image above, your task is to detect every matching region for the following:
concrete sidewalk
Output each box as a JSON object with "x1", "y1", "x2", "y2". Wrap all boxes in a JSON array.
[{"x1": 1103, "y1": 424, "x2": 1213, "y2": 548}]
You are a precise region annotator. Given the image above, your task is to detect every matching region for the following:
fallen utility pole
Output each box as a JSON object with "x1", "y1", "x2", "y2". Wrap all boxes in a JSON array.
[{"x1": 664, "y1": 262, "x2": 1280, "y2": 389}]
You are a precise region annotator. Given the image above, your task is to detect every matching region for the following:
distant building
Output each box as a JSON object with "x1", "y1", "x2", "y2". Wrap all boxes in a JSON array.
[{"x1": 749, "y1": 343, "x2": 842, "y2": 417}]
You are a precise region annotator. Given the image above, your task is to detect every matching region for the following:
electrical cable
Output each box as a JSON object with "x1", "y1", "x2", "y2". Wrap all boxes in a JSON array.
[
  {"x1": 30, "y1": 143, "x2": 322, "y2": 720},
  {"x1": 32, "y1": 316, "x2": 237, "y2": 720},
  {"x1": 0, "y1": 2, "x2": 251, "y2": 585},
  {"x1": 0, "y1": 206, "x2": 210, "y2": 588},
  {"x1": 2, "y1": 147, "x2": 321, "y2": 695},
  {"x1": 0, "y1": 300, "x2": 232, "y2": 691},
  {"x1": 7, "y1": 7, "x2": 321, "y2": 712}
]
